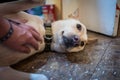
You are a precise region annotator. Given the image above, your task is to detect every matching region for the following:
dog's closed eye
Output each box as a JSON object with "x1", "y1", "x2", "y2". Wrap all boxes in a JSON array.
[{"x1": 76, "y1": 24, "x2": 82, "y2": 31}]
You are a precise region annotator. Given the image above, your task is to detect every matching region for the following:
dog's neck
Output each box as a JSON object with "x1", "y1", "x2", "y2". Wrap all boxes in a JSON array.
[{"x1": 44, "y1": 24, "x2": 53, "y2": 51}]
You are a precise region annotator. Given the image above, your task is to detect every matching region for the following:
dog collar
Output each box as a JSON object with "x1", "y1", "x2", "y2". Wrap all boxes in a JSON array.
[{"x1": 44, "y1": 24, "x2": 53, "y2": 51}]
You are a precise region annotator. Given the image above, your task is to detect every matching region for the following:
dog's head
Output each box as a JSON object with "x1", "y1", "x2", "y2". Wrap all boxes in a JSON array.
[{"x1": 51, "y1": 19, "x2": 88, "y2": 53}]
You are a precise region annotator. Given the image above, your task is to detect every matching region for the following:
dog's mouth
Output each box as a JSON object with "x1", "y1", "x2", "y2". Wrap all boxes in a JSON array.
[{"x1": 62, "y1": 35, "x2": 85, "y2": 48}]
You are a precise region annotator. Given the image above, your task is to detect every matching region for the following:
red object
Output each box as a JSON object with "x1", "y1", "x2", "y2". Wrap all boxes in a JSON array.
[{"x1": 42, "y1": 5, "x2": 56, "y2": 25}]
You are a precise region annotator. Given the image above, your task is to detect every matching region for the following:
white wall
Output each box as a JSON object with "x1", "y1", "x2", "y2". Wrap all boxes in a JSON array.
[{"x1": 79, "y1": 0, "x2": 117, "y2": 36}]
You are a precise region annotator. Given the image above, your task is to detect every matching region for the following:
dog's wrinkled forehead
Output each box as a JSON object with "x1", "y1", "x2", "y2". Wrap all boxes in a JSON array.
[{"x1": 62, "y1": 19, "x2": 87, "y2": 38}]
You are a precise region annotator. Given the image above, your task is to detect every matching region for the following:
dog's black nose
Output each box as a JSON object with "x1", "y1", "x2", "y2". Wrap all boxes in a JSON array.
[
  {"x1": 62, "y1": 35, "x2": 80, "y2": 48},
  {"x1": 72, "y1": 35, "x2": 79, "y2": 42},
  {"x1": 72, "y1": 35, "x2": 80, "y2": 47}
]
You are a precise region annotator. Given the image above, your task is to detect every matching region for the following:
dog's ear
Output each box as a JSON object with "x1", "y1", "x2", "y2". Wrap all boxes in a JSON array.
[
  {"x1": 68, "y1": 8, "x2": 80, "y2": 20},
  {"x1": 87, "y1": 38, "x2": 98, "y2": 45}
]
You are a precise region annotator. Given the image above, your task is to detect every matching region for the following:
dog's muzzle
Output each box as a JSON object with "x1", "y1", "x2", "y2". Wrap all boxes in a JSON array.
[{"x1": 62, "y1": 35, "x2": 84, "y2": 48}]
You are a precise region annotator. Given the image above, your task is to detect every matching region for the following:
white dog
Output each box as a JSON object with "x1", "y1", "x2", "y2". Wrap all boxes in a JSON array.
[
  {"x1": 0, "y1": 11, "x2": 88, "y2": 66},
  {"x1": 0, "y1": 3, "x2": 88, "y2": 80},
  {"x1": 0, "y1": 12, "x2": 88, "y2": 80}
]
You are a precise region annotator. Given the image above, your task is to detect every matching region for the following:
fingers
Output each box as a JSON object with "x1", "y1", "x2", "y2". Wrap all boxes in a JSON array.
[
  {"x1": 22, "y1": 26, "x2": 41, "y2": 51},
  {"x1": 31, "y1": 30, "x2": 43, "y2": 43},
  {"x1": 25, "y1": 25, "x2": 43, "y2": 43},
  {"x1": 20, "y1": 38, "x2": 39, "y2": 53},
  {"x1": 15, "y1": 39, "x2": 38, "y2": 53},
  {"x1": 28, "y1": 26, "x2": 43, "y2": 43},
  {"x1": 16, "y1": 45, "x2": 31, "y2": 53},
  {"x1": 29, "y1": 26, "x2": 40, "y2": 35},
  {"x1": 27, "y1": 38, "x2": 39, "y2": 50}
]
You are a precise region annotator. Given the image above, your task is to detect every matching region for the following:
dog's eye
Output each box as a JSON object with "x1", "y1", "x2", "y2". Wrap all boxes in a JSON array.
[
  {"x1": 76, "y1": 24, "x2": 82, "y2": 31},
  {"x1": 80, "y1": 41, "x2": 84, "y2": 46}
]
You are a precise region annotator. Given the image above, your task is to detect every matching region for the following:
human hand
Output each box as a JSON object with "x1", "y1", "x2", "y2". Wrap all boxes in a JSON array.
[{"x1": 3, "y1": 20, "x2": 43, "y2": 53}]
